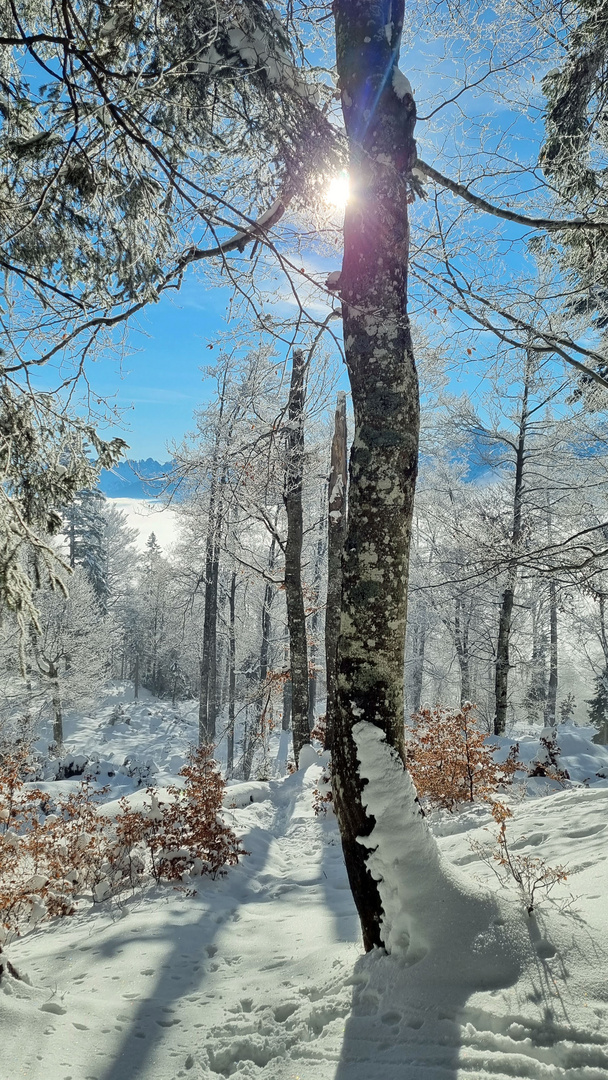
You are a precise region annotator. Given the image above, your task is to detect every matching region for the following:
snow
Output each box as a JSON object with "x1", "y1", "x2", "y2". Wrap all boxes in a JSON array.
[
  {"x1": 392, "y1": 68, "x2": 413, "y2": 100},
  {"x1": 109, "y1": 498, "x2": 181, "y2": 552},
  {"x1": 2, "y1": 689, "x2": 608, "y2": 1079}
]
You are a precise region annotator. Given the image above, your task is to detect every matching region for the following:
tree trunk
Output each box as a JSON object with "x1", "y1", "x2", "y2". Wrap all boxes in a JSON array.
[
  {"x1": 282, "y1": 673, "x2": 292, "y2": 731},
  {"x1": 494, "y1": 364, "x2": 529, "y2": 734},
  {"x1": 133, "y1": 652, "x2": 139, "y2": 701},
  {"x1": 332, "y1": 0, "x2": 420, "y2": 952},
  {"x1": 308, "y1": 508, "x2": 326, "y2": 732},
  {"x1": 227, "y1": 567, "x2": 237, "y2": 777},
  {"x1": 283, "y1": 349, "x2": 310, "y2": 766},
  {"x1": 199, "y1": 484, "x2": 221, "y2": 745},
  {"x1": 324, "y1": 391, "x2": 348, "y2": 751},
  {"x1": 408, "y1": 609, "x2": 426, "y2": 715},
  {"x1": 494, "y1": 579, "x2": 515, "y2": 735},
  {"x1": 244, "y1": 538, "x2": 277, "y2": 779},
  {"x1": 545, "y1": 578, "x2": 558, "y2": 726},
  {"x1": 454, "y1": 595, "x2": 472, "y2": 705},
  {"x1": 50, "y1": 667, "x2": 63, "y2": 747}
]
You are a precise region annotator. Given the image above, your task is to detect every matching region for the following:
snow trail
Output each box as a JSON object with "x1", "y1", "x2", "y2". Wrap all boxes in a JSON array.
[{"x1": 2, "y1": 692, "x2": 608, "y2": 1079}]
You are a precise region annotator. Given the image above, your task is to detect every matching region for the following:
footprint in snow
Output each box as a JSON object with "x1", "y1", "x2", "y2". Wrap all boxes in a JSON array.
[
  {"x1": 566, "y1": 823, "x2": 606, "y2": 838},
  {"x1": 381, "y1": 1011, "x2": 402, "y2": 1025}
]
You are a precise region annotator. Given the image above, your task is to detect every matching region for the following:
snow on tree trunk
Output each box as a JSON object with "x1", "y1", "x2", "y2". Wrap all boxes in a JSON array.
[
  {"x1": 352, "y1": 722, "x2": 527, "y2": 983},
  {"x1": 332, "y1": 0, "x2": 421, "y2": 951}
]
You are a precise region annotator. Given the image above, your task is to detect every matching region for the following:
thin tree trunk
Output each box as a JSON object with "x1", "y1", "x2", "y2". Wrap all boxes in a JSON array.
[
  {"x1": 454, "y1": 595, "x2": 472, "y2": 706},
  {"x1": 199, "y1": 373, "x2": 229, "y2": 746},
  {"x1": 199, "y1": 483, "x2": 222, "y2": 745},
  {"x1": 324, "y1": 391, "x2": 347, "y2": 751},
  {"x1": 133, "y1": 652, "x2": 139, "y2": 701},
  {"x1": 332, "y1": 0, "x2": 419, "y2": 952},
  {"x1": 494, "y1": 364, "x2": 529, "y2": 734},
  {"x1": 51, "y1": 668, "x2": 63, "y2": 747},
  {"x1": 244, "y1": 538, "x2": 277, "y2": 780},
  {"x1": 494, "y1": 578, "x2": 515, "y2": 735},
  {"x1": 282, "y1": 672, "x2": 292, "y2": 731},
  {"x1": 283, "y1": 349, "x2": 310, "y2": 766},
  {"x1": 545, "y1": 578, "x2": 558, "y2": 726},
  {"x1": 409, "y1": 610, "x2": 426, "y2": 715},
  {"x1": 308, "y1": 505, "x2": 326, "y2": 731},
  {"x1": 227, "y1": 567, "x2": 236, "y2": 777}
]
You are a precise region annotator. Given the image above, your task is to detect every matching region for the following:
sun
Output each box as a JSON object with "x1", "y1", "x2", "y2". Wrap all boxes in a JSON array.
[{"x1": 326, "y1": 171, "x2": 350, "y2": 210}]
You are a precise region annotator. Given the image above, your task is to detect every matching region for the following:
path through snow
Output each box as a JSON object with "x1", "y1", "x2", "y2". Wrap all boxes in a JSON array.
[{"x1": 2, "y1": 701, "x2": 608, "y2": 1079}]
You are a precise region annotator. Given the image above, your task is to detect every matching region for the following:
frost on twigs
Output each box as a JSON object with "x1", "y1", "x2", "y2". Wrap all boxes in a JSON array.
[
  {"x1": 405, "y1": 704, "x2": 522, "y2": 811},
  {"x1": 471, "y1": 801, "x2": 568, "y2": 915}
]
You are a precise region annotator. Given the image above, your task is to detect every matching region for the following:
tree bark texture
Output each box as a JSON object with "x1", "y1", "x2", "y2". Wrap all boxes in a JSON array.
[
  {"x1": 283, "y1": 349, "x2": 311, "y2": 766},
  {"x1": 324, "y1": 391, "x2": 348, "y2": 751},
  {"x1": 333, "y1": 0, "x2": 420, "y2": 952}
]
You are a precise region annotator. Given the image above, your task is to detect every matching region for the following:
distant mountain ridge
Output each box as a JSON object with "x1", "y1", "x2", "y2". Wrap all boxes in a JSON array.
[{"x1": 98, "y1": 458, "x2": 174, "y2": 499}]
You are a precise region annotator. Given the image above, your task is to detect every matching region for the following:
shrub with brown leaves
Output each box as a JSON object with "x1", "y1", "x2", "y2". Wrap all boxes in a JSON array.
[
  {"x1": 115, "y1": 745, "x2": 247, "y2": 884},
  {"x1": 405, "y1": 703, "x2": 522, "y2": 811},
  {"x1": 0, "y1": 745, "x2": 246, "y2": 950},
  {"x1": 471, "y1": 800, "x2": 568, "y2": 914}
]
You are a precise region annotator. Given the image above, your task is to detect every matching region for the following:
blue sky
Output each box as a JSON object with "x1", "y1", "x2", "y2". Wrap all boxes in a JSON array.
[
  {"x1": 91, "y1": 275, "x2": 234, "y2": 461},
  {"x1": 83, "y1": 18, "x2": 566, "y2": 463},
  {"x1": 93, "y1": 246, "x2": 345, "y2": 461}
]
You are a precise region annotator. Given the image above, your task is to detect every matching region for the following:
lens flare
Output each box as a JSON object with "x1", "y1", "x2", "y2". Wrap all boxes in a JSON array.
[{"x1": 326, "y1": 172, "x2": 350, "y2": 210}]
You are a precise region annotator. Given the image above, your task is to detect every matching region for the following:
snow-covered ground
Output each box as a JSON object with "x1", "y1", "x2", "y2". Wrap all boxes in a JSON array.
[
  {"x1": 110, "y1": 498, "x2": 181, "y2": 553},
  {"x1": 2, "y1": 687, "x2": 608, "y2": 1080}
]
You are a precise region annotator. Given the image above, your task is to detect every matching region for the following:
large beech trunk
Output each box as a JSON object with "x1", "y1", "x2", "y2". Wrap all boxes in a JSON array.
[
  {"x1": 332, "y1": 0, "x2": 420, "y2": 952},
  {"x1": 324, "y1": 391, "x2": 347, "y2": 752},
  {"x1": 283, "y1": 349, "x2": 311, "y2": 766}
]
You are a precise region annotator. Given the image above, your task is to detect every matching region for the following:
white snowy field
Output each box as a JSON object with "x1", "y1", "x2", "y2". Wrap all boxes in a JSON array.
[
  {"x1": 110, "y1": 499, "x2": 181, "y2": 553},
  {"x1": 2, "y1": 687, "x2": 608, "y2": 1080}
]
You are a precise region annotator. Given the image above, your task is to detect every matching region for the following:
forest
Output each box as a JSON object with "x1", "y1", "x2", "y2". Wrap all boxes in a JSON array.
[{"x1": 1, "y1": 0, "x2": 608, "y2": 1078}]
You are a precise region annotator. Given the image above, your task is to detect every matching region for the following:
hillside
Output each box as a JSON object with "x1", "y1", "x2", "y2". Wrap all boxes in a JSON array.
[{"x1": 2, "y1": 686, "x2": 608, "y2": 1080}]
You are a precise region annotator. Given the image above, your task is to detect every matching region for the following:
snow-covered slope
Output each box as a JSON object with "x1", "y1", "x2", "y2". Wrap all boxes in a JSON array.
[
  {"x1": 109, "y1": 498, "x2": 181, "y2": 552},
  {"x1": 2, "y1": 690, "x2": 608, "y2": 1080}
]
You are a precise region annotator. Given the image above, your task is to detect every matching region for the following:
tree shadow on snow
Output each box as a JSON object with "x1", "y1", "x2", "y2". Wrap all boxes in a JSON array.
[{"x1": 94, "y1": 771, "x2": 315, "y2": 1080}]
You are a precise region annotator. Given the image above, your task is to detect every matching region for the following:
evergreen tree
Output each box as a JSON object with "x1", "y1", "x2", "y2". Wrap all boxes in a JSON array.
[
  {"x1": 587, "y1": 666, "x2": 608, "y2": 744},
  {"x1": 539, "y1": 0, "x2": 608, "y2": 341},
  {"x1": 62, "y1": 491, "x2": 108, "y2": 610}
]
